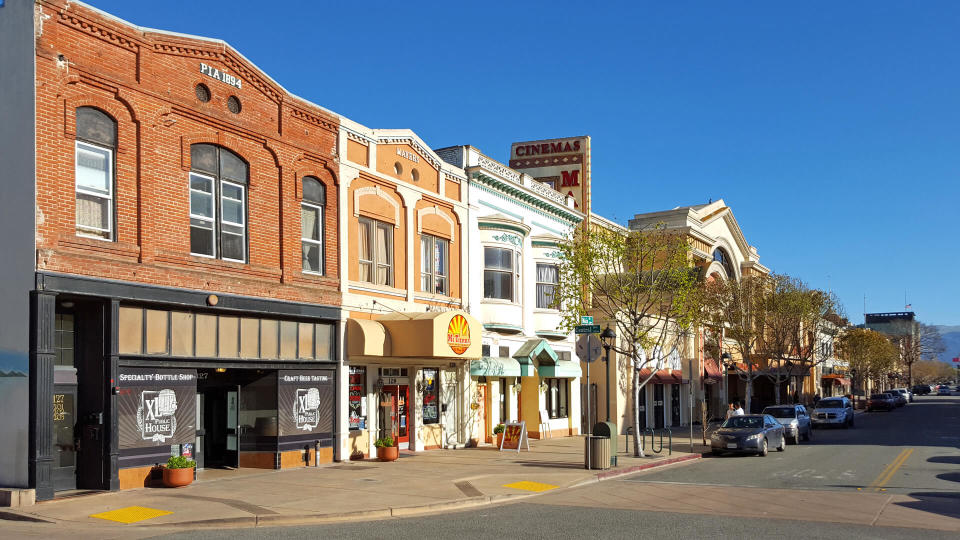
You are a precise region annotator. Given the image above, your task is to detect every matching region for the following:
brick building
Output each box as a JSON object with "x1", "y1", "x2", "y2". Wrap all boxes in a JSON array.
[{"x1": 1, "y1": 0, "x2": 343, "y2": 500}]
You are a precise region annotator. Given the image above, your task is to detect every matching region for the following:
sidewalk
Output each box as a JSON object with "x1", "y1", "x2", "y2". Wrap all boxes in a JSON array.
[{"x1": 7, "y1": 433, "x2": 708, "y2": 531}]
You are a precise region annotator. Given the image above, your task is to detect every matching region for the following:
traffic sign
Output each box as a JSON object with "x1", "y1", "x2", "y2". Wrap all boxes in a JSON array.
[
  {"x1": 580, "y1": 315, "x2": 594, "y2": 325},
  {"x1": 576, "y1": 334, "x2": 602, "y2": 363},
  {"x1": 575, "y1": 324, "x2": 600, "y2": 334}
]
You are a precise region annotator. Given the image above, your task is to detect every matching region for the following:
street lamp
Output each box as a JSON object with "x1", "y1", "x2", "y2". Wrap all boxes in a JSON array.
[{"x1": 600, "y1": 325, "x2": 616, "y2": 422}]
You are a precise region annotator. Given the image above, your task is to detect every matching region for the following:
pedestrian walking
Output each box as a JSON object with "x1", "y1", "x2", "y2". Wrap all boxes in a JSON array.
[
  {"x1": 725, "y1": 402, "x2": 736, "y2": 419},
  {"x1": 733, "y1": 401, "x2": 744, "y2": 416}
]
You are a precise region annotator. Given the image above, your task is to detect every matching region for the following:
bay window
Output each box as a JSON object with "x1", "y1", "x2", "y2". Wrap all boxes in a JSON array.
[
  {"x1": 483, "y1": 246, "x2": 519, "y2": 301},
  {"x1": 536, "y1": 263, "x2": 558, "y2": 309},
  {"x1": 420, "y1": 233, "x2": 449, "y2": 295}
]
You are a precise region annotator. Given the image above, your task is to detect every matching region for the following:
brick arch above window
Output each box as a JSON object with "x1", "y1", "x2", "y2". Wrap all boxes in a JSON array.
[
  {"x1": 294, "y1": 163, "x2": 336, "y2": 201},
  {"x1": 353, "y1": 184, "x2": 400, "y2": 228},
  {"x1": 416, "y1": 205, "x2": 456, "y2": 243},
  {"x1": 180, "y1": 132, "x2": 262, "y2": 173},
  {"x1": 62, "y1": 95, "x2": 135, "y2": 154}
]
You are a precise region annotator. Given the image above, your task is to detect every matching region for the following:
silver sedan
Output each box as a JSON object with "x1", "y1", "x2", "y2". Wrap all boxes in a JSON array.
[{"x1": 710, "y1": 414, "x2": 786, "y2": 457}]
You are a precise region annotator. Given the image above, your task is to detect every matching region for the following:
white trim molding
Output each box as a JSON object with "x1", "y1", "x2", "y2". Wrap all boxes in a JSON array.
[
  {"x1": 354, "y1": 184, "x2": 400, "y2": 228},
  {"x1": 416, "y1": 205, "x2": 456, "y2": 243}
]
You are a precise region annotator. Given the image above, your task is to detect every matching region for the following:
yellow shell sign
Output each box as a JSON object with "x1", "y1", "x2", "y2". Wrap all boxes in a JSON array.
[{"x1": 446, "y1": 314, "x2": 471, "y2": 355}]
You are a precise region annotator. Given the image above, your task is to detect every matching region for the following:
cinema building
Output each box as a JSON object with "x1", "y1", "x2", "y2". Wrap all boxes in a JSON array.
[
  {"x1": 1, "y1": 0, "x2": 344, "y2": 501},
  {"x1": 337, "y1": 119, "x2": 482, "y2": 456},
  {"x1": 435, "y1": 146, "x2": 584, "y2": 442}
]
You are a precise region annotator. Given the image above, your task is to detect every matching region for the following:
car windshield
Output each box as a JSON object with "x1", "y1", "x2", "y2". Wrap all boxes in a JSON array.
[
  {"x1": 763, "y1": 407, "x2": 795, "y2": 418},
  {"x1": 722, "y1": 417, "x2": 762, "y2": 429},
  {"x1": 817, "y1": 400, "x2": 843, "y2": 409}
]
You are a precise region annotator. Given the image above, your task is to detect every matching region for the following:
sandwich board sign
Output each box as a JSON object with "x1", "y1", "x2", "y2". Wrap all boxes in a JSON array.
[{"x1": 499, "y1": 420, "x2": 529, "y2": 452}]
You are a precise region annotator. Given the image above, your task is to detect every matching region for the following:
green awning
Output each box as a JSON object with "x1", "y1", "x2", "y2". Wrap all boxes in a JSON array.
[
  {"x1": 470, "y1": 357, "x2": 521, "y2": 377},
  {"x1": 538, "y1": 361, "x2": 582, "y2": 378},
  {"x1": 513, "y1": 338, "x2": 558, "y2": 378}
]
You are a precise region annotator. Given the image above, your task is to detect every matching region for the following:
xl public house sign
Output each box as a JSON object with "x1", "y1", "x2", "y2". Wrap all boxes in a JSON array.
[{"x1": 509, "y1": 136, "x2": 591, "y2": 214}]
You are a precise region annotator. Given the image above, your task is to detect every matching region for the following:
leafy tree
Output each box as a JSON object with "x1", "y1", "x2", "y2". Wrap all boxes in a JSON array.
[
  {"x1": 839, "y1": 328, "x2": 898, "y2": 399},
  {"x1": 702, "y1": 274, "x2": 769, "y2": 413},
  {"x1": 911, "y1": 359, "x2": 955, "y2": 384},
  {"x1": 554, "y1": 224, "x2": 702, "y2": 457}
]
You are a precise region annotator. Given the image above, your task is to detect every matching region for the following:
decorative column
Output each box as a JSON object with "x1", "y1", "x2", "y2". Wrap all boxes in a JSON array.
[
  {"x1": 396, "y1": 185, "x2": 421, "y2": 303},
  {"x1": 29, "y1": 290, "x2": 56, "y2": 501}
]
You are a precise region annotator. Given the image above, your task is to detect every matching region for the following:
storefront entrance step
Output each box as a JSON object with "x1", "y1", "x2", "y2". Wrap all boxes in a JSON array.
[{"x1": 0, "y1": 488, "x2": 35, "y2": 508}]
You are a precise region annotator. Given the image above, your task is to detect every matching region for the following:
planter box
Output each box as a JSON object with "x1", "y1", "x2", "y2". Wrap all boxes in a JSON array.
[
  {"x1": 376, "y1": 445, "x2": 398, "y2": 462},
  {"x1": 162, "y1": 467, "x2": 195, "y2": 488},
  {"x1": 496, "y1": 433, "x2": 504, "y2": 448}
]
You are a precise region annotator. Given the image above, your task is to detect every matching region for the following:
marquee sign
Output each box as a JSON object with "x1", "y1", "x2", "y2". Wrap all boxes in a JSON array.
[
  {"x1": 446, "y1": 314, "x2": 471, "y2": 355},
  {"x1": 509, "y1": 135, "x2": 591, "y2": 215}
]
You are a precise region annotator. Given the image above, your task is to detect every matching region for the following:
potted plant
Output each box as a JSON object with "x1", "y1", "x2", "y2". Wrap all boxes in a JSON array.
[
  {"x1": 493, "y1": 423, "x2": 505, "y2": 447},
  {"x1": 162, "y1": 455, "x2": 196, "y2": 488},
  {"x1": 374, "y1": 436, "x2": 398, "y2": 462}
]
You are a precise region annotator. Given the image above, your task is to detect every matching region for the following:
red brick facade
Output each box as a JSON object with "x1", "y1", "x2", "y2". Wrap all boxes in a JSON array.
[{"x1": 35, "y1": 0, "x2": 340, "y2": 306}]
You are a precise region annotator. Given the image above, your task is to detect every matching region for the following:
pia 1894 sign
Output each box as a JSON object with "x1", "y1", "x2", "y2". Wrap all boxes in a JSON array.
[{"x1": 200, "y1": 63, "x2": 242, "y2": 89}]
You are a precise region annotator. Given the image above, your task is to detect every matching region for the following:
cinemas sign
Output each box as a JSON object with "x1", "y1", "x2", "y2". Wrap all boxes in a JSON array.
[{"x1": 509, "y1": 135, "x2": 591, "y2": 215}]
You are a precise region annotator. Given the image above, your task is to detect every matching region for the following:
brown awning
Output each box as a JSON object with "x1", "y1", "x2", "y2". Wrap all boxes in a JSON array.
[
  {"x1": 639, "y1": 368, "x2": 679, "y2": 385},
  {"x1": 822, "y1": 374, "x2": 850, "y2": 386},
  {"x1": 703, "y1": 358, "x2": 722, "y2": 381}
]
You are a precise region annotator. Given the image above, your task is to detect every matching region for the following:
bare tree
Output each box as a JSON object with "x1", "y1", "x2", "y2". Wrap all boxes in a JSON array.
[{"x1": 555, "y1": 224, "x2": 702, "y2": 457}]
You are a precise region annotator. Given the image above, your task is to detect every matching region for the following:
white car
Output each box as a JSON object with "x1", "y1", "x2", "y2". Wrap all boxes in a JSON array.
[{"x1": 892, "y1": 388, "x2": 912, "y2": 403}]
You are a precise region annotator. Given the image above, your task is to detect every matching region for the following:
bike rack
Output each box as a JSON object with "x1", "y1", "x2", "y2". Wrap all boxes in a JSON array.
[{"x1": 626, "y1": 426, "x2": 673, "y2": 455}]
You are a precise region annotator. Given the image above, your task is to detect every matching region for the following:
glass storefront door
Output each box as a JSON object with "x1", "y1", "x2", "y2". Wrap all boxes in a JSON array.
[
  {"x1": 382, "y1": 385, "x2": 409, "y2": 446},
  {"x1": 653, "y1": 384, "x2": 665, "y2": 429},
  {"x1": 671, "y1": 385, "x2": 682, "y2": 427},
  {"x1": 52, "y1": 385, "x2": 77, "y2": 491}
]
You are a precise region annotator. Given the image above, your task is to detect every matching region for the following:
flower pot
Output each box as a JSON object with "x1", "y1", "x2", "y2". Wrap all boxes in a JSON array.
[
  {"x1": 376, "y1": 445, "x2": 399, "y2": 462},
  {"x1": 496, "y1": 433, "x2": 504, "y2": 448},
  {"x1": 162, "y1": 466, "x2": 195, "y2": 488}
]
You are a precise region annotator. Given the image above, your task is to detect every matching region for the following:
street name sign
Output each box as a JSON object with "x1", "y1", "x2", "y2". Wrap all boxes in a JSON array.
[
  {"x1": 575, "y1": 324, "x2": 600, "y2": 334},
  {"x1": 580, "y1": 316, "x2": 594, "y2": 325}
]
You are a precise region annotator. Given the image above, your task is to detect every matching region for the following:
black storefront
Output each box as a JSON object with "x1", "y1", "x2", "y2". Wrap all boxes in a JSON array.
[{"x1": 29, "y1": 272, "x2": 341, "y2": 501}]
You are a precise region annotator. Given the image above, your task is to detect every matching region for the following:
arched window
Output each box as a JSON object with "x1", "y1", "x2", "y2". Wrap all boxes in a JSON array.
[
  {"x1": 301, "y1": 176, "x2": 325, "y2": 275},
  {"x1": 189, "y1": 143, "x2": 248, "y2": 262},
  {"x1": 713, "y1": 247, "x2": 735, "y2": 279},
  {"x1": 75, "y1": 107, "x2": 117, "y2": 240}
]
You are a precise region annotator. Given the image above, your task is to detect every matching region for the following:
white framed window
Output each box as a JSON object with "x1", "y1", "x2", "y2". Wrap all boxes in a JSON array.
[
  {"x1": 358, "y1": 216, "x2": 393, "y2": 286},
  {"x1": 483, "y1": 246, "x2": 519, "y2": 301},
  {"x1": 189, "y1": 144, "x2": 248, "y2": 262},
  {"x1": 301, "y1": 176, "x2": 326, "y2": 275},
  {"x1": 420, "y1": 233, "x2": 449, "y2": 295},
  {"x1": 75, "y1": 142, "x2": 114, "y2": 239},
  {"x1": 74, "y1": 107, "x2": 117, "y2": 240},
  {"x1": 536, "y1": 263, "x2": 558, "y2": 309},
  {"x1": 189, "y1": 173, "x2": 216, "y2": 257}
]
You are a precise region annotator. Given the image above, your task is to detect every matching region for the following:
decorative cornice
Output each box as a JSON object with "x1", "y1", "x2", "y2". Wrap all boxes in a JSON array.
[
  {"x1": 477, "y1": 155, "x2": 521, "y2": 183},
  {"x1": 59, "y1": 10, "x2": 140, "y2": 51},
  {"x1": 288, "y1": 106, "x2": 337, "y2": 132},
  {"x1": 471, "y1": 172, "x2": 582, "y2": 223},
  {"x1": 378, "y1": 136, "x2": 443, "y2": 171},
  {"x1": 491, "y1": 233, "x2": 523, "y2": 247}
]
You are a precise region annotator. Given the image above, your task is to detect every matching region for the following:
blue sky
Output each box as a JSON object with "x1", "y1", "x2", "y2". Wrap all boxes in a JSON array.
[{"x1": 87, "y1": 0, "x2": 960, "y2": 325}]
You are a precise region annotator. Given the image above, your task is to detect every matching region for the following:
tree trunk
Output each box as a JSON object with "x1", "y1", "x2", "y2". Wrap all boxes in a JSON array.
[
  {"x1": 746, "y1": 362, "x2": 754, "y2": 413},
  {"x1": 774, "y1": 381, "x2": 781, "y2": 405},
  {"x1": 632, "y1": 347, "x2": 646, "y2": 457}
]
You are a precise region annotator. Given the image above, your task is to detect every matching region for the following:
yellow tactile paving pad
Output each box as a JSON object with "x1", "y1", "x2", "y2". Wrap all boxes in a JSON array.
[
  {"x1": 90, "y1": 505, "x2": 173, "y2": 524},
  {"x1": 502, "y1": 480, "x2": 559, "y2": 492}
]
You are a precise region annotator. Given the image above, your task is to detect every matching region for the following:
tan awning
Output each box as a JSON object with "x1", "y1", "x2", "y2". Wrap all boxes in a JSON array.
[{"x1": 347, "y1": 310, "x2": 482, "y2": 360}]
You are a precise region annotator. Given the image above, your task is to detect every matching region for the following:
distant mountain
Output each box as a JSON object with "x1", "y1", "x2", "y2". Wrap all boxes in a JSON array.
[{"x1": 936, "y1": 325, "x2": 960, "y2": 363}]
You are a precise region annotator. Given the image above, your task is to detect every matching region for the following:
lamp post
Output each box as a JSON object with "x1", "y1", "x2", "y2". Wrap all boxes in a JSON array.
[
  {"x1": 601, "y1": 325, "x2": 616, "y2": 422},
  {"x1": 850, "y1": 369, "x2": 858, "y2": 410},
  {"x1": 720, "y1": 352, "x2": 733, "y2": 409}
]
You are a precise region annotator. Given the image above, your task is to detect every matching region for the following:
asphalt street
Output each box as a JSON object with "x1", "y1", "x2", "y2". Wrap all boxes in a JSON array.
[{"x1": 145, "y1": 393, "x2": 960, "y2": 539}]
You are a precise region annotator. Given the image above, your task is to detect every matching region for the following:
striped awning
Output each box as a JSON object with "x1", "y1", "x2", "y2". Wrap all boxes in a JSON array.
[{"x1": 470, "y1": 357, "x2": 521, "y2": 378}]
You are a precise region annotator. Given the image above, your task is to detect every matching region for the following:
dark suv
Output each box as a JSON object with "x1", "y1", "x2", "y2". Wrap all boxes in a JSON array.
[{"x1": 912, "y1": 384, "x2": 932, "y2": 396}]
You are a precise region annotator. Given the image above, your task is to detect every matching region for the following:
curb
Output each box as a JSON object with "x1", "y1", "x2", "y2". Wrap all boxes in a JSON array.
[{"x1": 136, "y1": 454, "x2": 702, "y2": 530}]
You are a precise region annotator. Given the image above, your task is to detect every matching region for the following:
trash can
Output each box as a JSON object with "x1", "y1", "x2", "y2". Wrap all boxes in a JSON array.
[
  {"x1": 593, "y1": 422, "x2": 618, "y2": 467},
  {"x1": 584, "y1": 436, "x2": 611, "y2": 470}
]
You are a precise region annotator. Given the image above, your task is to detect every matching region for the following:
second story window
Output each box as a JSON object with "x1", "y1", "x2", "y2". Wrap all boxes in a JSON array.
[
  {"x1": 75, "y1": 107, "x2": 117, "y2": 240},
  {"x1": 189, "y1": 144, "x2": 248, "y2": 262},
  {"x1": 484, "y1": 246, "x2": 519, "y2": 301},
  {"x1": 536, "y1": 263, "x2": 558, "y2": 309},
  {"x1": 358, "y1": 216, "x2": 393, "y2": 286},
  {"x1": 420, "y1": 234, "x2": 449, "y2": 296},
  {"x1": 301, "y1": 176, "x2": 326, "y2": 275}
]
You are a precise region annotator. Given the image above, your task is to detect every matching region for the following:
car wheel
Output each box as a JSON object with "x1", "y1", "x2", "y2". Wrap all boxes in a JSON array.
[
  {"x1": 791, "y1": 434, "x2": 800, "y2": 445},
  {"x1": 758, "y1": 438, "x2": 768, "y2": 457},
  {"x1": 777, "y1": 436, "x2": 785, "y2": 452}
]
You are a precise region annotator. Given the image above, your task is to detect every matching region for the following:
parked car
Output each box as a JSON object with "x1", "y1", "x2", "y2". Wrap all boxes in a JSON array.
[
  {"x1": 867, "y1": 393, "x2": 896, "y2": 411},
  {"x1": 892, "y1": 387, "x2": 912, "y2": 403},
  {"x1": 811, "y1": 396, "x2": 854, "y2": 428},
  {"x1": 710, "y1": 414, "x2": 786, "y2": 457},
  {"x1": 912, "y1": 384, "x2": 932, "y2": 396},
  {"x1": 937, "y1": 385, "x2": 952, "y2": 396},
  {"x1": 762, "y1": 404, "x2": 812, "y2": 444},
  {"x1": 885, "y1": 391, "x2": 906, "y2": 407}
]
